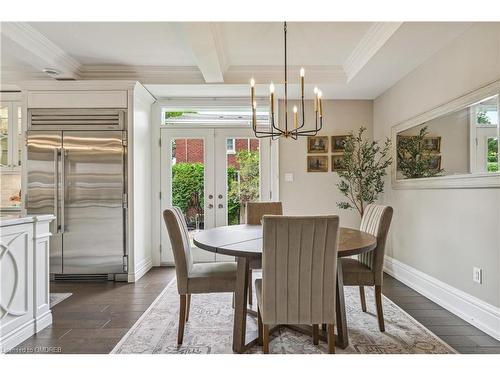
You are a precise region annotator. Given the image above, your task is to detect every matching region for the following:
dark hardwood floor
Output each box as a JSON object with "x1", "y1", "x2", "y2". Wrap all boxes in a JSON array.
[
  {"x1": 8, "y1": 268, "x2": 500, "y2": 354},
  {"x1": 9, "y1": 267, "x2": 176, "y2": 354}
]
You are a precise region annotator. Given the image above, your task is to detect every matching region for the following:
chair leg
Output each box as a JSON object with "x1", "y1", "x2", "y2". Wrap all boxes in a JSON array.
[
  {"x1": 312, "y1": 324, "x2": 319, "y2": 345},
  {"x1": 263, "y1": 324, "x2": 270, "y2": 354},
  {"x1": 186, "y1": 294, "x2": 191, "y2": 322},
  {"x1": 327, "y1": 324, "x2": 335, "y2": 354},
  {"x1": 248, "y1": 270, "x2": 253, "y2": 306},
  {"x1": 178, "y1": 295, "x2": 187, "y2": 345},
  {"x1": 375, "y1": 285, "x2": 385, "y2": 332},
  {"x1": 257, "y1": 307, "x2": 263, "y2": 345},
  {"x1": 359, "y1": 286, "x2": 367, "y2": 312}
]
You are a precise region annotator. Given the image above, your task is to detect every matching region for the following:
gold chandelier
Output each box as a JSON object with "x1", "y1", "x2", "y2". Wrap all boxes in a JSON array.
[{"x1": 250, "y1": 22, "x2": 323, "y2": 139}]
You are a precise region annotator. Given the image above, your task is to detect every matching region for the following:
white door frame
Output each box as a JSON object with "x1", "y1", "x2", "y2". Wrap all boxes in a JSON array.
[{"x1": 150, "y1": 100, "x2": 280, "y2": 267}]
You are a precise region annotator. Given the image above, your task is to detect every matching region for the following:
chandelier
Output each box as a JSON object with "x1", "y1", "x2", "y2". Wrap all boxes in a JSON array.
[{"x1": 250, "y1": 22, "x2": 323, "y2": 139}]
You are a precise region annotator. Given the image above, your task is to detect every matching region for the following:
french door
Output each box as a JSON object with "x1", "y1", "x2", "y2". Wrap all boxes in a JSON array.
[{"x1": 160, "y1": 127, "x2": 271, "y2": 264}]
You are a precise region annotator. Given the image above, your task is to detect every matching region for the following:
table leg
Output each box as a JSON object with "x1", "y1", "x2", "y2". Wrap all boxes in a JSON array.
[
  {"x1": 232, "y1": 256, "x2": 249, "y2": 353},
  {"x1": 335, "y1": 259, "x2": 349, "y2": 349}
]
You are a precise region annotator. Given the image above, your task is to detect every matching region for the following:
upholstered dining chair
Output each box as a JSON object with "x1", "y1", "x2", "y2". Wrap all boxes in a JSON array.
[
  {"x1": 255, "y1": 215, "x2": 340, "y2": 354},
  {"x1": 245, "y1": 201, "x2": 283, "y2": 306},
  {"x1": 341, "y1": 204, "x2": 393, "y2": 332},
  {"x1": 163, "y1": 207, "x2": 238, "y2": 345}
]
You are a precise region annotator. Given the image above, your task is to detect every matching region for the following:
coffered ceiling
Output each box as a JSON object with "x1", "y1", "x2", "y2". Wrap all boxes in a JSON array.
[{"x1": 1, "y1": 22, "x2": 472, "y2": 98}]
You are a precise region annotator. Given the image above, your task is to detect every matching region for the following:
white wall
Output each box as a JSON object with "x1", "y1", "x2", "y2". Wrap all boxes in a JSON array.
[
  {"x1": 279, "y1": 99, "x2": 373, "y2": 229},
  {"x1": 129, "y1": 84, "x2": 155, "y2": 281},
  {"x1": 374, "y1": 23, "x2": 500, "y2": 307}
]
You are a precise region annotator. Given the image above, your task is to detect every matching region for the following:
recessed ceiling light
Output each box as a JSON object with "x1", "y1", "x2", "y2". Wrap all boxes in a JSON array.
[{"x1": 42, "y1": 68, "x2": 61, "y2": 76}]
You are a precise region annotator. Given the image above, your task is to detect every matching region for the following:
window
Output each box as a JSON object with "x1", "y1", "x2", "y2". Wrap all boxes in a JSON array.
[
  {"x1": 226, "y1": 138, "x2": 235, "y2": 154},
  {"x1": 161, "y1": 107, "x2": 270, "y2": 127}
]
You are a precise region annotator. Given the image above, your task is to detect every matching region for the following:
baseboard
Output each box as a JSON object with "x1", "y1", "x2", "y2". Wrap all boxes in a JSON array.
[
  {"x1": 384, "y1": 256, "x2": 500, "y2": 341},
  {"x1": 35, "y1": 310, "x2": 53, "y2": 332},
  {"x1": 0, "y1": 318, "x2": 36, "y2": 353},
  {"x1": 127, "y1": 257, "x2": 153, "y2": 283}
]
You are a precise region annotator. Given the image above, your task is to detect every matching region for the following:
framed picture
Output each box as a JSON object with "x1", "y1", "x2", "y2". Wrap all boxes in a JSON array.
[
  {"x1": 423, "y1": 136, "x2": 441, "y2": 153},
  {"x1": 331, "y1": 154, "x2": 347, "y2": 172},
  {"x1": 428, "y1": 155, "x2": 442, "y2": 171},
  {"x1": 307, "y1": 155, "x2": 329, "y2": 172},
  {"x1": 307, "y1": 136, "x2": 329, "y2": 153},
  {"x1": 331, "y1": 135, "x2": 349, "y2": 152}
]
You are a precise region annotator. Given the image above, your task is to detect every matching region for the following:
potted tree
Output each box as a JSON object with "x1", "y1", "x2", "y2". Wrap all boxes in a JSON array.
[{"x1": 336, "y1": 127, "x2": 392, "y2": 217}]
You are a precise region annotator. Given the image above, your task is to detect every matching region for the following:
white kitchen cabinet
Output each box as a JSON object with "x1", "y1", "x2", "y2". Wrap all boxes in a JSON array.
[
  {"x1": 0, "y1": 97, "x2": 22, "y2": 171},
  {"x1": 0, "y1": 215, "x2": 55, "y2": 353}
]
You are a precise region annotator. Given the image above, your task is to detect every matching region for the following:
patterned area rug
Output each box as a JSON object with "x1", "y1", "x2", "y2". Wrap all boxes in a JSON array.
[
  {"x1": 50, "y1": 293, "x2": 72, "y2": 308},
  {"x1": 112, "y1": 278, "x2": 456, "y2": 354}
]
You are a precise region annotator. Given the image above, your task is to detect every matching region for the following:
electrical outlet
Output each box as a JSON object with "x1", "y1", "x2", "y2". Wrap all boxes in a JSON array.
[{"x1": 473, "y1": 267, "x2": 482, "y2": 284}]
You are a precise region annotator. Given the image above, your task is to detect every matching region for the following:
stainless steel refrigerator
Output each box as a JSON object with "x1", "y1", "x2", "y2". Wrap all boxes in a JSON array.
[{"x1": 26, "y1": 109, "x2": 127, "y2": 276}]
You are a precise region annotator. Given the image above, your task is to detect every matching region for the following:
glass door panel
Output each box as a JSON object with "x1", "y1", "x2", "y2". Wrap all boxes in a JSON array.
[
  {"x1": 160, "y1": 128, "x2": 215, "y2": 264},
  {"x1": 0, "y1": 105, "x2": 9, "y2": 167}
]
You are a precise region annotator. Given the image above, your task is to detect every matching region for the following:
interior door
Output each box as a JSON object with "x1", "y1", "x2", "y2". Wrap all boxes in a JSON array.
[
  {"x1": 160, "y1": 128, "x2": 216, "y2": 264},
  {"x1": 26, "y1": 131, "x2": 63, "y2": 274},
  {"x1": 62, "y1": 131, "x2": 125, "y2": 274}
]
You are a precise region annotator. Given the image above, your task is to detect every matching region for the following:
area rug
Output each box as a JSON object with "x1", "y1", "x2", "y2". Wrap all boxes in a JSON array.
[
  {"x1": 112, "y1": 278, "x2": 456, "y2": 354},
  {"x1": 50, "y1": 293, "x2": 72, "y2": 308}
]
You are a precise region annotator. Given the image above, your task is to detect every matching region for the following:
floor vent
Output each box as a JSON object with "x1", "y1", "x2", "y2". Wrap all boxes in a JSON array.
[{"x1": 52, "y1": 274, "x2": 111, "y2": 281}]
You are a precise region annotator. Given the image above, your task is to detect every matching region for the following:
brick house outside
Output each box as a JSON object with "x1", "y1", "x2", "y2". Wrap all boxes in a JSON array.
[{"x1": 174, "y1": 138, "x2": 259, "y2": 167}]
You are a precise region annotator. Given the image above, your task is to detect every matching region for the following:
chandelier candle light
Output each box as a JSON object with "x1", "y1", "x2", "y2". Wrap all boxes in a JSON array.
[{"x1": 250, "y1": 22, "x2": 323, "y2": 139}]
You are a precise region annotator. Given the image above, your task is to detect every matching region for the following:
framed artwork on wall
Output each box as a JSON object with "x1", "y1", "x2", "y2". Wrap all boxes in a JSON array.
[
  {"x1": 307, "y1": 136, "x2": 329, "y2": 153},
  {"x1": 331, "y1": 135, "x2": 349, "y2": 152},
  {"x1": 331, "y1": 154, "x2": 347, "y2": 172},
  {"x1": 307, "y1": 155, "x2": 329, "y2": 172}
]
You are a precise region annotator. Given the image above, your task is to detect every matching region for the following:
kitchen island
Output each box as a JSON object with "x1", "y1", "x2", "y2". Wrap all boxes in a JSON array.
[{"x1": 0, "y1": 214, "x2": 55, "y2": 353}]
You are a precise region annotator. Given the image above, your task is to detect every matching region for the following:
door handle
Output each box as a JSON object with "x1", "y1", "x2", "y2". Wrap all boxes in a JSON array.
[
  {"x1": 54, "y1": 148, "x2": 60, "y2": 233},
  {"x1": 60, "y1": 148, "x2": 66, "y2": 233}
]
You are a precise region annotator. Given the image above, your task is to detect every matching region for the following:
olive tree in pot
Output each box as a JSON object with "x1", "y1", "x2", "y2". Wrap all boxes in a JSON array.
[{"x1": 336, "y1": 127, "x2": 392, "y2": 217}]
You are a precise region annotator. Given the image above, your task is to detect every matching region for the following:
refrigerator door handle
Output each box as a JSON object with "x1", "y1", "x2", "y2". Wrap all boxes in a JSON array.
[
  {"x1": 60, "y1": 148, "x2": 66, "y2": 233},
  {"x1": 54, "y1": 148, "x2": 60, "y2": 233}
]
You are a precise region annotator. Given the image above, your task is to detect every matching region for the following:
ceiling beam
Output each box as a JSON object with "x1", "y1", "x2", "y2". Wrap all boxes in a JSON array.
[
  {"x1": 343, "y1": 22, "x2": 403, "y2": 82},
  {"x1": 1, "y1": 22, "x2": 81, "y2": 80},
  {"x1": 180, "y1": 23, "x2": 227, "y2": 83}
]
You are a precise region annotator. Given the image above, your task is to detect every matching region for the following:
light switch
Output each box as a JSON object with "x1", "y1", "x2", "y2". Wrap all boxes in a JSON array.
[{"x1": 284, "y1": 173, "x2": 294, "y2": 182}]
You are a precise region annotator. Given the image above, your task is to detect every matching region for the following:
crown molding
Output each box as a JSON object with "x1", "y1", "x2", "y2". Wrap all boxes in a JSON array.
[
  {"x1": 344, "y1": 22, "x2": 402, "y2": 82},
  {"x1": 224, "y1": 65, "x2": 346, "y2": 85},
  {"x1": 1, "y1": 22, "x2": 82, "y2": 79},
  {"x1": 79, "y1": 65, "x2": 205, "y2": 84}
]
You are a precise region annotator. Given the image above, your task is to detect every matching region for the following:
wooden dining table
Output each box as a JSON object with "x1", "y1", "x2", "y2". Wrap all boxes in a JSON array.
[{"x1": 193, "y1": 224, "x2": 377, "y2": 353}]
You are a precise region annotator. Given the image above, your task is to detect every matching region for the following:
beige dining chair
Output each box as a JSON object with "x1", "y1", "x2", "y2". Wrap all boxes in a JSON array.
[
  {"x1": 341, "y1": 204, "x2": 393, "y2": 332},
  {"x1": 255, "y1": 215, "x2": 340, "y2": 354},
  {"x1": 163, "y1": 207, "x2": 238, "y2": 345},
  {"x1": 245, "y1": 201, "x2": 283, "y2": 306}
]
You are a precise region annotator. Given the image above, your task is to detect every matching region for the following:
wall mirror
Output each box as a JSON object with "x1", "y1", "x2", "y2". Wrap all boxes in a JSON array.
[{"x1": 392, "y1": 82, "x2": 500, "y2": 188}]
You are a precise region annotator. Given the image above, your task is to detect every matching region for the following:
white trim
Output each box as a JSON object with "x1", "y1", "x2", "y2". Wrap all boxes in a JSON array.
[
  {"x1": 0, "y1": 318, "x2": 35, "y2": 353},
  {"x1": 391, "y1": 80, "x2": 500, "y2": 189},
  {"x1": 224, "y1": 64, "x2": 346, "y2": 85},
  {"x1": 1, "y1": 22, "x2": 81, "y2": 80},
  {"x1": 344, "y1": 22, "x2": 402, "y2": 82},
  {"x1": 384, "y1": 256, "x2": 500, "y2": 341},
  {"x1": 127, "y1": 258, "x2": 153, "y2": 283}
]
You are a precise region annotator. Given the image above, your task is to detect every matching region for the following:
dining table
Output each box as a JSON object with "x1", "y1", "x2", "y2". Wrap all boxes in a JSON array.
[{"x1": 193, "y1": 224, "x2": 377, "y2": 353}]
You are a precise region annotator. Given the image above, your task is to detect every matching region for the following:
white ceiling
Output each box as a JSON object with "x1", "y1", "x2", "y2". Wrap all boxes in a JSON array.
[{"x1": 0, "y1": 21, "x2": 473, "y2": 99}]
